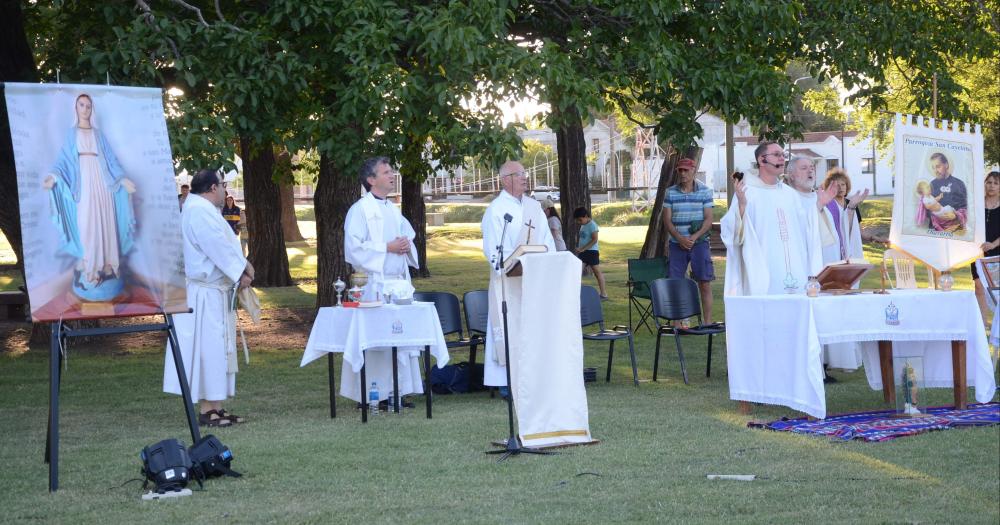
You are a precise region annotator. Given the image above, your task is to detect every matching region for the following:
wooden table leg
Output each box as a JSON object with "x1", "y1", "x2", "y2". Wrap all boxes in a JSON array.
[
  {"x1": 738, "y1": 401, "x2": 752, "y2": 415},
  {"x1": 951, "y1": 340, "x2": 967, "y2": 410},
  {"x1": 878, "y1": 341, "x2": 895, "y2": 405}
]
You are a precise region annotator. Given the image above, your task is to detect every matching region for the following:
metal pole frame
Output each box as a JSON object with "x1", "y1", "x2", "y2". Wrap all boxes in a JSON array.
[{"x1": 45, "y1": 312, "x2": 200, "y2": 491}]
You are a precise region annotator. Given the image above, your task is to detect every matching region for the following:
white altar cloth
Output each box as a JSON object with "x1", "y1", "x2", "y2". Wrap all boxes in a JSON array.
[
  {"x1": 725, "y1": 289, "x2": 995, "y2": 419},
  {"x1": 300, "y1": 303, "x2": 449, "y2": 376}
]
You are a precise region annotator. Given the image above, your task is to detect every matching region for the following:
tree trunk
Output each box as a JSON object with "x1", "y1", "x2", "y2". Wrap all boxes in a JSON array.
[
  {"x1": 279, "y1": 184, "x2": 304, "y2": 242},
  {"x1": 555, "y1": 106, "x2": 590, "y2": 251},
  {"x1": 0, "y1": 0, "x2": 38, "y2": 270},
  {"x1": 239, "y1": 136, "x2": 292, "y2": 287},
  {"x1": 400, "y1": 176, "x2": 429, "y2": 278},
  {"x1": 0, "y1": 1, "x2": 46, "y2": 343},
  {"x1": 314, "y1": 153, "x2": 359, "y2": 308},
  {"x1": 640, "y1": 144, "x2": 703, "y2": 258}
]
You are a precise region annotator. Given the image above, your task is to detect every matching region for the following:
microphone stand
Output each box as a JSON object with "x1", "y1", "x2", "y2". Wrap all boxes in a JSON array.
[{"x1": 486, "y1": 213, "x2": 552, "y2": 461}]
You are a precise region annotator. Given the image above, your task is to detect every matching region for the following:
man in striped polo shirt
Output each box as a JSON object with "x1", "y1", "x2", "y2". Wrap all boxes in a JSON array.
[{"x1": 662, "y1": 157, "x2": 715, "y2": 324}]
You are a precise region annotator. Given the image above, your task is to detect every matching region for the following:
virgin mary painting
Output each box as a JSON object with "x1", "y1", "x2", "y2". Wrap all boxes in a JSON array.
[{"x1": 42, "y1": 93, "x2": 137, "y2": 301}]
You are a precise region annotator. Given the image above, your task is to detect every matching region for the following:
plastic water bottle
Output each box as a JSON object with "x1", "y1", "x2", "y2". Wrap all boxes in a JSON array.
[
  {"x1": 388, "y1": 390, "x2": 396, "y2": 413},
  {"x1": 368, "y1": 382, "x2": 380, "y2": 415}
]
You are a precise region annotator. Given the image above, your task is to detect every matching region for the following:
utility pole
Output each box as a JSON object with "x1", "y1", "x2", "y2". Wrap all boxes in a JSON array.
[{"x1": 726, "y1": 122, "x2": 734, "y2": 206}]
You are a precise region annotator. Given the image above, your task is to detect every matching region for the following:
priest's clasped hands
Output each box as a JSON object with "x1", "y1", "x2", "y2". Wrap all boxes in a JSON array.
[{"x1": 387, "y1": 236, "x2": 411, "y2": 255}]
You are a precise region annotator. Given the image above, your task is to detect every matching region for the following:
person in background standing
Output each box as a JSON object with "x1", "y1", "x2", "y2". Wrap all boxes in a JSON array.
[
  {"x1": 662, "y1": 157, "x2": 715, "y2": 324},
  {"x1": 222, "y1": 193, "x2": 241, "y2": 236},
  {"x1": 542, "y1": 198, "x2": 567, "y2": 251},
  {"x1": 974, "y1": 171, "x2": 1000, "y2": 322},
  {"x1": 574, "y1": 207, "x2": 608, "y2": 300},
  {"x1": 178, "y1": 184, "x2": 190, "y2": 210}
]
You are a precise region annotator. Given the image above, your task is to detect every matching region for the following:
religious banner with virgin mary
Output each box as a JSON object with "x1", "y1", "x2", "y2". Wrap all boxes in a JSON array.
[
  {"x1": 4, "y1": 83, "x2": 187, "y2": 321},
  {"x1": 889, "y1": 113, "x2": 986, "y2": 271}
]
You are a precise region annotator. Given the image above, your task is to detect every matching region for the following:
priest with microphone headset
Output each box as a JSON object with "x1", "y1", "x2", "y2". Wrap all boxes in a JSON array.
[{"x1": 721, "y1": 141, "x2": 824, "y2": 296}]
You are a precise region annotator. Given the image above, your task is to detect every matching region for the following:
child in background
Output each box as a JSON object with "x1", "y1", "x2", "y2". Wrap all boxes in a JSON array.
[{"x1": 573, "y1": 207, "x2": 608, "y2": 300}]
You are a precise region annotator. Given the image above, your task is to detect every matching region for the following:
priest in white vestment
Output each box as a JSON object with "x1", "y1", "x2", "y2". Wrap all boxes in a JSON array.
[
  {"x1": 785, "y1": 157, "x2": 865, "y2": 372},
  {"x1": 721, "y1": 142, "x2": 824, "y2": 296},
  {"x1": 164, "y1": 169, "x2": 253, "y2": 427},
  {"x1": 480, "y1": 161, "x2": 555, "y2": 388},
  {"x1": 342, "y1": 156, "x2": 423, "y2": 403},
  {"x1": 481, "y1": 161, "x2": 591, "y2": 448}
]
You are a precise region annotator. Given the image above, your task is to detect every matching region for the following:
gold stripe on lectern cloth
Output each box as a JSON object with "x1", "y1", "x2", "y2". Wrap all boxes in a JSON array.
[{"x1": 523, "y1": 429, "x2": 589, "y2": 441}]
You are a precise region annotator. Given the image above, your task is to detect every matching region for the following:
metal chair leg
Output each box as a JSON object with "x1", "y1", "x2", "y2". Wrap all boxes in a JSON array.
[
  {"x1": 605, "y1": 340, "x2": 615, "y2": 382},
  {"x1": 627, "y1": 334, "x2": 639, "y2": 387},
  {"x1": 674, "y1": 333, "x2": 689, "y2": 385},
  {"x1": 706, "y1": 334, "x2": 713, "y2": 378},
  {"x1": 652, "y1": 331, "x2": 662, "y2": 382}
]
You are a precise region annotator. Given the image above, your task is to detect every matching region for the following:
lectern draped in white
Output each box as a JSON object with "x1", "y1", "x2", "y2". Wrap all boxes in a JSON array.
[{"x1": 506, "y1": 251, "x2": 592, "y2": 448}]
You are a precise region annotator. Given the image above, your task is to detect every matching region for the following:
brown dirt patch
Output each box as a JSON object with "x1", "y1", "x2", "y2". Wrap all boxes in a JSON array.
[{"x1": 1, "y1": 308, "x2": 317, "y2": 355}]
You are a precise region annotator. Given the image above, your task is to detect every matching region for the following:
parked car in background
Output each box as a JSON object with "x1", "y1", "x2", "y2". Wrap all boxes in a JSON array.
[{"x1": 531, "y1": 186, "x2": 560, "y2": 202}]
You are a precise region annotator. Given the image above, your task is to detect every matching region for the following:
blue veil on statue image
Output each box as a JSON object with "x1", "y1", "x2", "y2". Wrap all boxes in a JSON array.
[{"x1": 43, "y1": 93, "x2": 137, "y2": 302}]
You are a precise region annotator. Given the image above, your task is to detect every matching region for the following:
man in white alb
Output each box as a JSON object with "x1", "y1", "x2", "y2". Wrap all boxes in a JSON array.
[
  {"x1": 481, "y1": 161, "x2": 555, "y2": 389},
  {"x1": 721, "y1": 142, "x2": 824, "y2": 295},
  {"x1": 164, "y1": 168, "x2": 253, "y2": 428},
  {"x1": 343, "y1": 156, "x2": 422, "y2": 405},
  {"x1": 785, "y1": 157, "x2": 839, "y2": 257},
  {"x1": 481, "y1": 161, "x2": 591, "y2": 448},
  {"x1": 785, "y1": 156, "x2": 862, "y2": 375}
]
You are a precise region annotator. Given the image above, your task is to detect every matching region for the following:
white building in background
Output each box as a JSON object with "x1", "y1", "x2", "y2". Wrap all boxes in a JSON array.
[
  {"x1": 729, "y1": 131, "x2": 893, "y2": 195},
  {"x1": 519, "y1": 119, "x2": 631, "y2": 186},
  {"x1": 425, "y1": 115, "x2": 899, "y2": 197}
]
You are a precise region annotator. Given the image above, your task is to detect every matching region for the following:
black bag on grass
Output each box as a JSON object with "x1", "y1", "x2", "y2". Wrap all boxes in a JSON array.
[
  {"x1": 188, "y1": 435, "x2": 241, "y2": 481},
  {"x1": 431, "y1": 361, "x2": 485, "y2": 394},
  {"x1": 140, "y1": 438, "x2": 192, "y2": 492}
]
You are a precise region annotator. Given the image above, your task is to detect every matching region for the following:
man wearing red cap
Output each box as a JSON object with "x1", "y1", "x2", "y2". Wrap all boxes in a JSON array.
[{"x1": 662, "y1": 157, "x2": 716, "y2": 323}]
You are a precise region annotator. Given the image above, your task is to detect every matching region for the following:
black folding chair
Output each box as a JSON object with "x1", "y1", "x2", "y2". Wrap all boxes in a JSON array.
[
  {"x1": 627, "y1": 257, "x2": 668, "y2": 334},
  {"x1": 462, "y1": 290, "x2": 494, "y2": 396},
  {"x1": 462, "y1": 290, "x2": 489, "y2": 340},
  {"x1": 581, "y1": 285, "x2": 638, "y2": 386},
  {"x1": 413, "y1": 291, "x2": 480, "y2": 366},
  {"x1": 649, "y1": 278, "x2": 724, "y2": 384}
]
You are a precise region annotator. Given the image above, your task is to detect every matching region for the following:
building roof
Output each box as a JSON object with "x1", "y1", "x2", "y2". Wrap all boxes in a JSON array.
[{"x1": 789, "y1": 148, "x2": 824, "y2": 159}]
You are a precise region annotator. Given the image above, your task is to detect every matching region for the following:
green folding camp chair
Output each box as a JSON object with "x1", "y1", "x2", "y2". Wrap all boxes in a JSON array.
[{"x1": 627, "y1": 256, "x2": 668, "y2": 334}]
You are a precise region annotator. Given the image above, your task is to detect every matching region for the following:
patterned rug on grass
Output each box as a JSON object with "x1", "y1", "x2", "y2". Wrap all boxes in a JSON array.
[{"x1": 749, "y1": 403, "x2": 1000, "y2": 442}]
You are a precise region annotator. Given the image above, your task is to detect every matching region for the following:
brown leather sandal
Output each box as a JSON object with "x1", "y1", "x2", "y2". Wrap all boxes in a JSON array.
[
  {"x1": 198, "y1": 410, "x2": 233, "y2": 427},
  {"x1": 216, "y1": 409, "x2": 244, "y2": 424}
]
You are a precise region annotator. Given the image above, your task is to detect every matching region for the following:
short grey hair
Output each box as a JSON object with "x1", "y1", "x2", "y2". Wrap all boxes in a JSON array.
[
  {"x1": 788, "y1": 156, "x2": 812, "y2": 170},
  {"x1": 358, "y1": 156, "x2": 390, "y2": 191}
]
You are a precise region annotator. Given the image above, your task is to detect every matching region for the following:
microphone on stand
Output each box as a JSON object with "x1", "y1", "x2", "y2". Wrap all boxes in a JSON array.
[{"x1": 495, "y1": 213, "x2": 513, "y2": 271}]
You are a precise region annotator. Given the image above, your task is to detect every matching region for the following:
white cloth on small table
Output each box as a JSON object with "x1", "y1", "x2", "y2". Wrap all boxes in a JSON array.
[{"x1": 300, "y1": 303, "x2": 449, "y2": 402}]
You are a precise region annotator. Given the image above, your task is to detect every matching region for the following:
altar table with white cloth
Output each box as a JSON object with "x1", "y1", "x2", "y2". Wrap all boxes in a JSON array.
[
  {"x1": 725, "y1": 289, "x2": 996, "y2": 419},
  {"x1": 301, "y1": 303, "x2": 449, "y2": 421}
]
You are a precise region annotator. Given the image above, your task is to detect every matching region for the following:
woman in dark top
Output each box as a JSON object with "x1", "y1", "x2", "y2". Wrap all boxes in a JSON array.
[
  {"x1": 973, "y1": 171, "x2": 1000, "y2": 317},
  {"x1": 222, "y1": 194, "x2": 241, "y2": 235}
]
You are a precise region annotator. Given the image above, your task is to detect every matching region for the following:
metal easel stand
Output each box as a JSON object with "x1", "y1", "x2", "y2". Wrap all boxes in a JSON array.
[{"x1": 45, "y1": 312, "x2": 200, "y2": 491}]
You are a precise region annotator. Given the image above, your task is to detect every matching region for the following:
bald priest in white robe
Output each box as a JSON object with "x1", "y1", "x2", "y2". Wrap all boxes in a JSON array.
[
  {"x1": 481, "y1": 161, "x2": 592, "y2": 448},
  {"x1": 164, "y1": 168, "x2": 253, "y2": 427},
  {"x1": 721, "y1": 142, "x2": 824, "y2": 296},
  {"x1": 481, "y1": 161, "x2": 556, "y2": 387},
  {"x1": 342, "y1": 156, "x2": 422, "y2": 403}
]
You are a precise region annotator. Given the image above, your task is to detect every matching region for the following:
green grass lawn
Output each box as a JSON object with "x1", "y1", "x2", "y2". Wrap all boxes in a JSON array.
[{"x1": 0, "y1": 205, "x2": 996, "y2": 524}]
